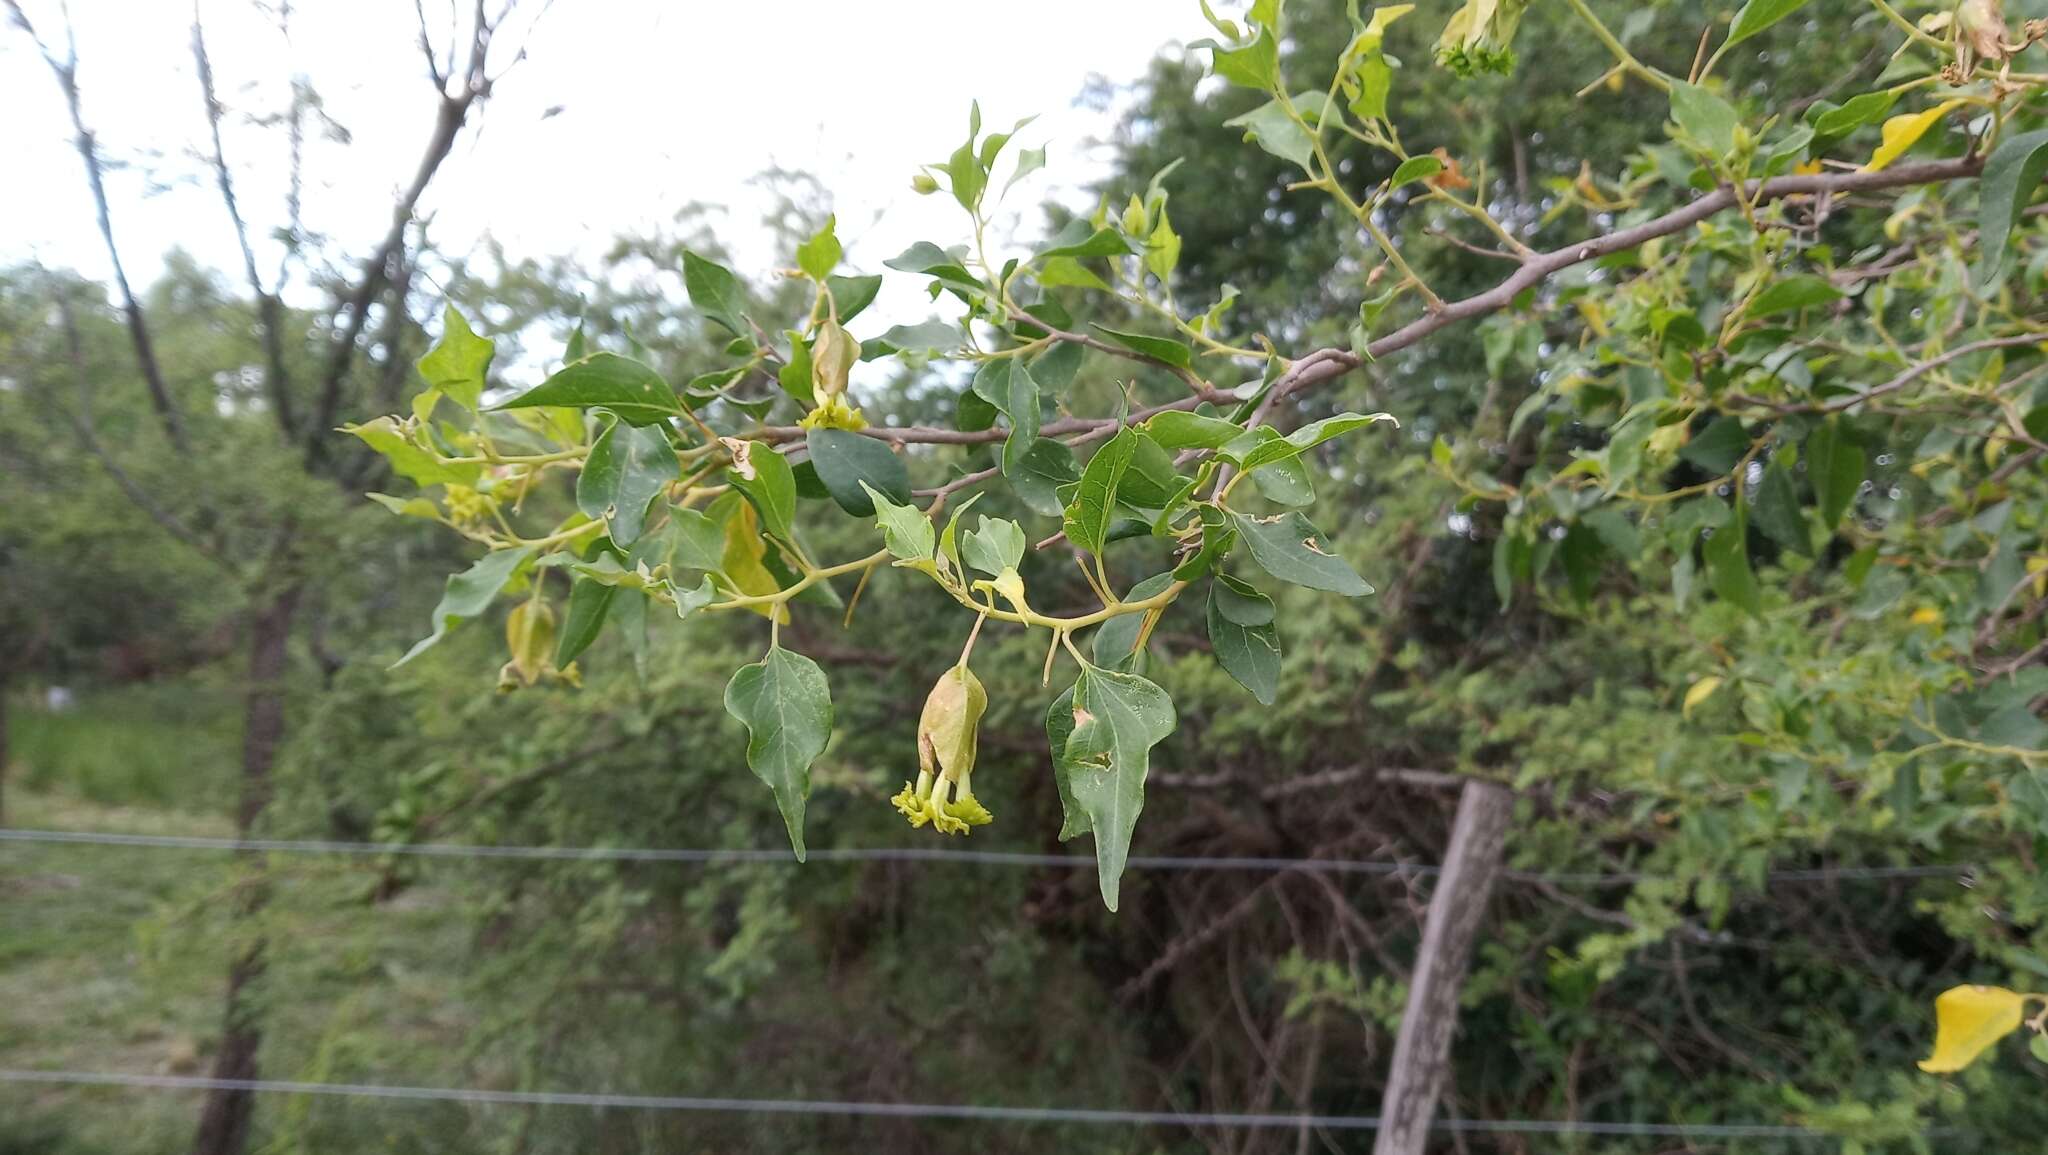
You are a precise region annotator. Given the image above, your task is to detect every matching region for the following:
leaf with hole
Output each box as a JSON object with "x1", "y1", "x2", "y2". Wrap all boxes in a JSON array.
[{"x1": 1051, "y1": 664, "x2": 1177, "y2": 911}]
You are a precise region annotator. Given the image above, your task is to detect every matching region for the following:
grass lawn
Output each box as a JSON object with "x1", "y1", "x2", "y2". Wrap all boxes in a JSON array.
[{"x1": 2, "y1": 690, "x2": 497, "y2": 1154}]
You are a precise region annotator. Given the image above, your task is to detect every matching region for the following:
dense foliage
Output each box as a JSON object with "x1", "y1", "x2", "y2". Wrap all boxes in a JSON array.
[{"x1": 6, "y1": 0, "x2": 2048, "y2": 1151}]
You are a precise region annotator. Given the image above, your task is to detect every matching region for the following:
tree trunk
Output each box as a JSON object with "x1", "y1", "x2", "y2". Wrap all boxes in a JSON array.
[
  {"x1": 1372, "y1": 779, "x2": 1513, "y2": 1155},
  {"x1": 192, "y1": 586, "x2": 298, "y2": 1155}
]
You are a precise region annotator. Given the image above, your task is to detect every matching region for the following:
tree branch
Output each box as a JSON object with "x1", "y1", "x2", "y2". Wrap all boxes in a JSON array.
[
  {"x1": 304, "y1": 0, "x2": 503, "y2": 462},
  {"x1": 7, "y1": 0, "x2": 190, "y2": 453},
  {"x1": 191, "y1": 2, "x2": 298, "y2": 440},
  {"x1": 1262, "y1": 158, "x2": 1986, "y2": 410}
]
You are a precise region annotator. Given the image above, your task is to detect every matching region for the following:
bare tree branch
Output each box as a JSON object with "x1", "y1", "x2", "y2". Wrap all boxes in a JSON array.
[
  {"x1": 304, "y1": 0, "x2": 505, "y2": 462},
  {"x1": 191, "y1": 1, "x2": 298, "y2": 439},
  {"x1": 7, "y1": 0, "x2": 190, "y2": 452}
]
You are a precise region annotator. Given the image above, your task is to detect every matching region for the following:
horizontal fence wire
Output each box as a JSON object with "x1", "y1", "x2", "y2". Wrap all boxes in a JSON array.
[
  {"x1": 0, "y1": 827, "x2": 1973, "y2": 886},
  {"x1": 0, "y1": 1068, "x2": 1849, "y2": 1139}
]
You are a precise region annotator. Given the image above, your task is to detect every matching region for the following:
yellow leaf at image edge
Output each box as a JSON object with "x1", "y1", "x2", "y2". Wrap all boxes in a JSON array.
[{"x1": 1918, "y1": 984, "x2": 2029, "y2": 1073}]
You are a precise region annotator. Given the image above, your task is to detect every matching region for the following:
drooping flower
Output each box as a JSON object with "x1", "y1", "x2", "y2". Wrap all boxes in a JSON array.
[
  {"x1": 1434, "y1": 0, "x2": 1529, "y2": 78},
  {"x1": 891, "y1": 663, "x2": 992, "y2": 834}
]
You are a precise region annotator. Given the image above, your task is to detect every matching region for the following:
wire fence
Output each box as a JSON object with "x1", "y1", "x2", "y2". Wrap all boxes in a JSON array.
[
  {"x1": 0, "y1": 1068, "x2": 1859, "y2": 1140},
  {"x1": 0, "y1": 827, "x2": 1975, "y2": 886}
]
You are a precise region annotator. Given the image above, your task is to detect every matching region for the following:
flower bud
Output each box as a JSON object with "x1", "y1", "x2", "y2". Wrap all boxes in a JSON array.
[
  {"x1": 1121, "y1": 194, "x2": 1149, "y2": 238},
  {"x1": 911, "y1": 173, "x2": 941, "y2": 195},
  {"x1": 502, "y1": 599, "x2": 556, "y2": 689},
  {"x1": 810, "y1": 318, "x2": 859, "y2": 402}
]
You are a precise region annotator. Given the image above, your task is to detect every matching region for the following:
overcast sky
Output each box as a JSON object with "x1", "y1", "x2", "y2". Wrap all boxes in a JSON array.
[{"x1": 3, "y1": 0, "x2": 1210, "y2": 325}]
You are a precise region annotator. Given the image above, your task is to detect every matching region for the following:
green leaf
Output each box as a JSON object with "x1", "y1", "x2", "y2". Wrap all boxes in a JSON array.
[
  {"x1": 1233, "y1": 511, "x2": 1373, "y2": 595},
  {"x1": 1559, "y1": 521, "x2": 1603, "y2": 603},
  {"x1": 1809, "y1": 90, "x2": 1898, "y2": 138},
  {"x1": 1250, "y1": 455, "x2": 1315, "y2": 507},
  {"x1": 1389, "y1": 154, "x2": 1445, "y2": 188},
  {"x1": 1208, "y1": 26, "x2": 1280, "y2": 90},
  {"x1": 343, "y1": 416, "x2": 481, "y2": 488},
  {"x1": 883, "y1": 242, "x2": 980, "y2": 289},
  {"x1": 1146, "y1": 410, "x2": 1243, "y2": 450},
  {"x1": 723, "y1": 646, "x2": 832, "y2": 861},
  {"x1": 1173, "y1": 506, "x2": 1238, "y2": 580},
  {"x1": 576, "y1": 418, "x2": 679, "y2": 546},
  {"x1": 861, "y1": 482, "x2": 935, "y2": 564},
  {"x1": 1001, "y1": 383, "x2": 1043, "y2": 477},
  {"x1": 1751, "y1": 456, "x2": 1812, "y2": 557},
  {"x1": 1670, "y1": 82, "x2": 1740, "y2": 158},
  {"x1": 1208, "y1": 574, "x2": 1280, "y2": 704},
  {"x1": 1093, "y1": 573, "x2": 1175, "y2": 667},
  {"x1": 1007, "y1": 439, "x2": 1081, "y2": 517},
  {"x1": 669, "y1": 573, "x2": 717, "y2": 620},
  {"x1": 1064, "y1": 427, "x2": 1138, "y2": 555},
  {"x1": 1805, "y1": 419, "x2": 1863, "y2": 529},
  {"x1": 683, "y1": 250, "x2": 749, "y2": 337},
  {"x1": 945, "y1": 139, "x2": 986, "y2": 212},
  {"x1": 1231, "y1": 412, "x2": 1395, "y2": 470},
  {"x1": 416, "y1": 304, "x2": 493, "y2": 412},
  {"x1": 1090, "y1": 325, "x2": 1194, "y2": 369},
  {"x1": 365, "y1": 492, "x2": 441, "y2": 520},
  {"x1": 394, "y1": 546, "x2": 535, "y2": 667},
  {"x1": 1115, "y1": 431, "x2": 1185, "y2": 510},
  {"x1": 877, "y1": 319, "x2": 963, "y2": 354},
  {"x1": 555, "y1": 577, "x2": 616, "y2": 667},
  {"x1": 1680, "y1": 417, "x2": 1750, "y2": 475},
  {"x1": 1703, "y1": 504, "x2": 1762, "y2": 617},
  {"x1": 778, "y1": 331, "x2": 814, "y2": 407},
  {"x1": 1975, "y1": 128, "x2": 2048, "y2": 286},
  {"x1": 961, "y1": 516, "x2": 1027, "y2": 576},
  {"x1": 1004, "y1": 145, "x2": 1047, "y2": 195},
  {"x1": 496, "y1": 353, "x2": 681, "y2": 426},
  {"x1": 633, "y1": 506, "x2": 726, "y2": 574},
  {"x1": 1054, "y1": 664, "x2": 1177, "y2": 911},
  {"x1": 1045, "y1": 685, "x2": 1091, "y2": 840},
  {"x1": 828, "y1": 275, "x2": 882, "y2": 324},
  {"x1": 1725, "y1": 0, "x2": 1811, "y2": 47},
  {"x1": 1037, "y1": 256, "x2": 1111, "y2": 291},
  {"x1": 724, "y1": 440, "x2": 797, "y2": 541},
  {"x1": 805, "y1": 428, "x2": 909, "y2": 516},
  {"x1": 796, "y1": 215, "x2": 842, "y2": 281},
  {"x1": 1224, "y1": 98, "x2": 1317, "y2": 170},
  {"x1": 1038, "y1": 227, "x2": 1135, "y2": 260},
  {"x1": 1746, "y1": 275, "x2": 1844, "y2": 317}
]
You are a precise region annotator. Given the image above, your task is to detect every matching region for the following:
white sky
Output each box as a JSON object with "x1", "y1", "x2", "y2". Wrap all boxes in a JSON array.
[{"x1": 2, "y1": 0, "x2": 1210, "y2": 334}]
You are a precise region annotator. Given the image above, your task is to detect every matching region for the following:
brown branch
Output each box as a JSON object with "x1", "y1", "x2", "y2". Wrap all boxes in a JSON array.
[
  {"x1": 1263, "y1": 158, "x2": 1986, "y2": 410},
  {"x1": 305, "y1": 0, "x2": 503, "y2": 462},
  {"x1": 192, "y1": 2, "x2": 298, "y2": 439},
  {"x1": 7, "y1": 0, "x2": 189, "y2": 453}
]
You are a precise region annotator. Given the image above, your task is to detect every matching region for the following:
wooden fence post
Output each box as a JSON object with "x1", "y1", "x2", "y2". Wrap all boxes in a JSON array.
[{"x1": 1372, "y1": 779, "x2": 1513, "y2": 1155}]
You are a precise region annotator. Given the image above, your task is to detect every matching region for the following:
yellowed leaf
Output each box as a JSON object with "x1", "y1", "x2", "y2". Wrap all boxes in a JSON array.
[
  {"x1": 1918, "y1": 985, "x2": 2029, "y2": 1073},
  {"x1": 1863, "y1": 101, "x2": 1965, "y2": 173},
  {"x1": 1682, "y1": 676, "x2": 1723, "y2": 719}
]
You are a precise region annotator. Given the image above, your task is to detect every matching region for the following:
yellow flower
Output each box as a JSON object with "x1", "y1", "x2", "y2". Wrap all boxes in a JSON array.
[{"x1": 891, "y1": 664, "x2": 992, "y2": 835}]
